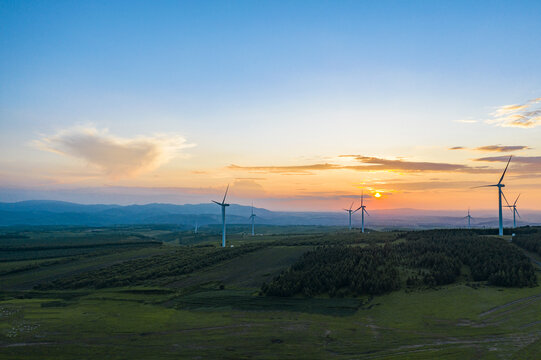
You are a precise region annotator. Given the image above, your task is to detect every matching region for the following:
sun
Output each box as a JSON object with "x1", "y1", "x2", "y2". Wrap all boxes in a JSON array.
[{"x1": 374, "y1": 192, "x2": 382, "y2": 198}]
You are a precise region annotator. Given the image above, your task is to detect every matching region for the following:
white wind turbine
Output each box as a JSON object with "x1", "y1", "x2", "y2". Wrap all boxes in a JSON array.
[
  {"x1": 343, "y1": 202, "x2": 362, "y2": 230},
  {"x1": 464, "y1": 208, "x2": 473, "y2": 229},
  {"x1": 504, "y1": 193, "x2": 521, "y2": 229},
  {"x1": 249, "y1": 202, "x2": 256, "y2": 236},
  {"x1": 212, "y1": 185, "x2": 230, "y2": 247},
  {"x1": 474, "y1": 156, "x2": 512, "y2": 236},
  {"x1": 359, "y1": 192, "x2": 369, "y2": 233}
]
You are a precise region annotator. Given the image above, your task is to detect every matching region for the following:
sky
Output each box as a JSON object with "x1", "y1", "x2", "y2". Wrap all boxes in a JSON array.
[{"x1": 1, "y1": 0, "x2": 540, "y2": 212}]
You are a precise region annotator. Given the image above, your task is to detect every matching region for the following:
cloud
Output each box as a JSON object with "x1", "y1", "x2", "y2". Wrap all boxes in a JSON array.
[
  {"x1": 474, "y1": 156, "x2": 541, "y2": 174},
  {"x1": 229, "y1": 156, "x2": 494, "y2": 175},
  {"x1": 486, "y1": 97, "x2": 541, "y2": 128},
  {"x1": 235, "y1": 177, "x2": 268, "y2": 181},
  {"x1": 474, "y1": 156, "x2": 541, "y2": 165},
  {"x1": 340, "y1": 155, "x2": 493, "y2": 173},
  {"x1": 228, "y1": 163, "x2": 341, "y2": 175},
  {"x1": 449, "y1": 145, "x2": 531, "y2": 152},
  {"x1": 371, "y1": 180, "x2": 484, "y2": 191},
  {"x1": 492, "y1": 104, "x2": 530, "y2": 116},
  {"x1": 36, "y1": 126, "x2": 194, "y2": 179},
  {"x1": 473, "y1": 145, "x2": 530, "y2": 152},
  {"x1": 230, "y1": 179, "x2": 266, "y2": 197}
]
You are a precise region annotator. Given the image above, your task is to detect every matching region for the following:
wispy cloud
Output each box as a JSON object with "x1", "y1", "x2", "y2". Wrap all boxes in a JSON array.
[
  {"x1": 35, "y1": 126, "x2": 194, "y2": 179},
  {"x1": 486, "y1": 97, "x2": 541, "y2": 128},
  {"x1": 371, "y1": 180, "x2": 484, "y2": 191},
  {"x1": 450, "y1": 145, "x2": 531, "y2": 152},
  {"x1": 474, "y1": 156, "x2": 541, "y2": 174},
  {"x1": 230, "y1": 179, "x2": 267, "y2": 197},
  {"x1": 229, "y1": 156, "x2": 494, "y2": 175},
  {"x1": 474, "y1": 156, "x2": 541, "y2": 165},
  {"x1": 228, "y1": 163, "x2": 341, "y2": 175},
  {"x1": 340, "y1": 155, "x2": 493, "y2": 173},
  {"x1": 474, "y1": 145, "x2": 530, "y2": 152}
]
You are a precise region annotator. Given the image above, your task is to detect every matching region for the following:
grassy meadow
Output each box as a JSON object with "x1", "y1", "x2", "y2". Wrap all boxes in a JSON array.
[{"x1": 1, "y1": 226, "x2": 540, "y2": 359}]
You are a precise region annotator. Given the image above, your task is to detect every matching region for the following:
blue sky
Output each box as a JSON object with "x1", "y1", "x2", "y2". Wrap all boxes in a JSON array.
[{"x1": 1, "y1": 1, "x2": 540, "y2": 210}]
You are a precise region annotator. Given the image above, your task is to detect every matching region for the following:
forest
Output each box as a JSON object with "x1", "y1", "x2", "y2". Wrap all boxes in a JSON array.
[
  {"x1": 513, "y1": 227, "x2": 541, "y2": 256},
  {"x1": 262, "y1": 230, "x2": 537, "y2": 297}
]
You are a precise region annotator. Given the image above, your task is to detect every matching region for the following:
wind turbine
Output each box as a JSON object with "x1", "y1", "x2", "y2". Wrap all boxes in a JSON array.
[
  {"x1": 504, "y1": 193, "x2": 521, "y2": 229},
  {"x1": 343, "y1": 202, "x2": 361, "y2": 230},
  {"x1": 464, "y1": 208, "x2": 473, "y2": 229},
  {"x1": 249, "y1": 202, "x2": 256, "y2": 236},
  {"x1": 474, "y1": 156, "x2": 512, "y2": 236},
  {"x1": 212, "y1": 185, "x2": 230, "y2": 247},
  {"x1": 194, "y1": 221, "x2": 199, "y2": 234},
  {"x1": 359, "y1": 192, "x2": 369, "y2": 233}
]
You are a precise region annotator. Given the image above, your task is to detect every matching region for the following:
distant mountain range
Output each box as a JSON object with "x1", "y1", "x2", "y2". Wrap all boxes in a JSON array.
[{"x1": 1, "y1": 200, "x2": 540, "y2": 229}]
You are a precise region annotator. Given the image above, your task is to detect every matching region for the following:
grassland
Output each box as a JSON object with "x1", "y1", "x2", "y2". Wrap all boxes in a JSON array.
[{"x1": 1, "y1": 226, "x2": 540, "y2": 359}]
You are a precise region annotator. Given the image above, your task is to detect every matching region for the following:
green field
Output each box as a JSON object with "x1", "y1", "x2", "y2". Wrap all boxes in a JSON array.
[{"x1": 1, "y1": 226, "x2": 540, "y2": 359}]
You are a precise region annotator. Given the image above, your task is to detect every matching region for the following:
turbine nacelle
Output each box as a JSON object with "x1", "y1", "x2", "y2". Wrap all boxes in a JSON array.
[{"x1": 212, "y1": 200, "x2": 230, "y2": 207}]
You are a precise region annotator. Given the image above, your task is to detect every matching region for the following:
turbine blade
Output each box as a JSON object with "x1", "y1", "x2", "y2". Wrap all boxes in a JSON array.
[
  {"x1": 497, "y1": 156, "x2": 512, "y2": 185},
  {"x1": 514, "y1": 193, "x2": 521, "y2": 206},
  {"x1": 472, "y1": 184, "x2": 498, "y2": 188},
  {"x1": 515, "y1": 209, "x2": 521, "y2": 218},
  {"x1": 353, "y1": 206, "x2": 362, "y2": 213},
  {"x1": 349, "y1": 202, "x2": 354, "y2": 211},
  {"x1": 501, "y1": 191, "x2": 511, "y2": 208},
  {"x1": 222, "y1": 184, "x2": 230, "y2": 204},
  {"x1": 364, "y1": 208, "x2": 370, "y2": 216},
  {"x1": 212, "y1": 200, "x2": 222, "y2": 205}
]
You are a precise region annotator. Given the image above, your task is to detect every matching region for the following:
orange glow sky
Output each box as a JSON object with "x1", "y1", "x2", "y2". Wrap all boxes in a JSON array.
[{"x1": 1, "y1": 2, "x2": 540, "y2": 211}]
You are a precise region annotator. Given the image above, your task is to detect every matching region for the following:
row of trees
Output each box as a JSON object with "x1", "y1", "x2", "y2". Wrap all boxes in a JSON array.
[{"x1": 37, "y1": 243, "x2": 265, "y2": 290}]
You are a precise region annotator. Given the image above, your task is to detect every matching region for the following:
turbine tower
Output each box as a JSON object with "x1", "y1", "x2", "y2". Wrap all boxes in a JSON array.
[
  {"x1": 194, "y1": 221, "x2": 199, "y2": 234},
  {"x1": 464, "y1": 208, "x2": 473, "y2": 229},
  {"x1": 359, "y1": 192, "x2": 369, "y2": 233},
  {"x1": 212, "y1": 185, "x2": 230, "y2": 247},
  {"x1": 475, "y1": 156, "x2": 512, "y2": 236},
  {"x1": 343, "y1": 202, "x2": 361, "y2": 230},
  {"x1": 249, "y1": 202, "x2": 257, "y2": 236},
  {"x1": 504, "y1": 193, "x2": 521, "y2": 229}
]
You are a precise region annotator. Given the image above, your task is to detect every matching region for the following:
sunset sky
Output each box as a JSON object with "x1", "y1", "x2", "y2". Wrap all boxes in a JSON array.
[{"x1": 1, "y1": 1, "x2": 540, "y2": 211}]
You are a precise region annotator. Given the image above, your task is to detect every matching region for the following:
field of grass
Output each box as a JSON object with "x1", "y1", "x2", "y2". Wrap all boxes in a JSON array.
[{"x1": 1, "y1": 226, "x2": 540, "y2": 359}]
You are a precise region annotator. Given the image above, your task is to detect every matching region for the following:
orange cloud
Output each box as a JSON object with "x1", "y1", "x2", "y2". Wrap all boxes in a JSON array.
[
  {"x1": 450, "y1": 145, "x2": 531, "y2": 152},
  {"x1": 229, "y1": 156, "x2": 495, "y2": 175},
  {"x1": 487, "y1": 97, "x2": 541, "y2": 128}
]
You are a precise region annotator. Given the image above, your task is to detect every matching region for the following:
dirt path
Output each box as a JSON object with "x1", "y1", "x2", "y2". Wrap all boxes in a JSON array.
[{"x1": 479, "y1": 294, "x2": 541, "y2": 317}]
